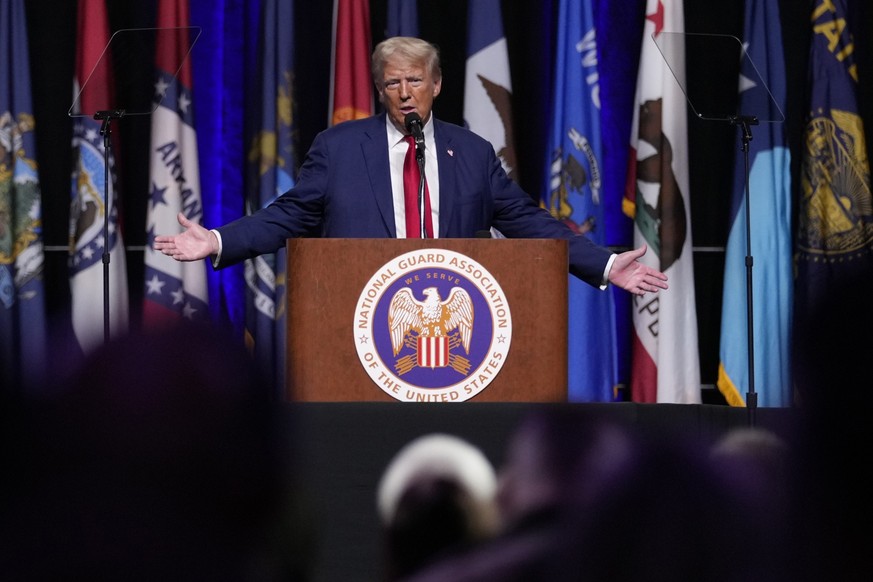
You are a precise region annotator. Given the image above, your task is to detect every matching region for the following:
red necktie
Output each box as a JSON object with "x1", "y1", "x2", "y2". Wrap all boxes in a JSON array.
[{"x1": 403, "y1": 135, "x2": 433, "y2": 238}]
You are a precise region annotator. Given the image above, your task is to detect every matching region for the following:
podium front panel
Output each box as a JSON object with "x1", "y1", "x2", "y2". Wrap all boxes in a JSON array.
[{"x1": 286, "y1": 238, "x2": 568, "y2": 402}]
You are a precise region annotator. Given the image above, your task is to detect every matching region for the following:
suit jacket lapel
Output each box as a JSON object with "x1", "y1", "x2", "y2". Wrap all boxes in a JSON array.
[
  {"x1": 363, "y1": 114, "x2": 396, "y2": 237},
  {"x1": 434, "y1": 121, "x2": 457, "y2": 238}
]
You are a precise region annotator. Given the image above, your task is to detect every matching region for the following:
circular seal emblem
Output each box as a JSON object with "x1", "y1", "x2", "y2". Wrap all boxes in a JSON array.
[{"x1": 354, "y1": 249, "x2": 512, "y2": 402}]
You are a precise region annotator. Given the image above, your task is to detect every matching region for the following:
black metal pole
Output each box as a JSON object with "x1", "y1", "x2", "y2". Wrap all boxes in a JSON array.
[
  {"x1": 94, "y1": 109, "x2": 125, "y2": 345},
  {"x1": 733, "y1": 115, "x2": 758, "y2": 427},
  {"x1": 417, "y1": 147, "x2": 426, "y2": 238}
]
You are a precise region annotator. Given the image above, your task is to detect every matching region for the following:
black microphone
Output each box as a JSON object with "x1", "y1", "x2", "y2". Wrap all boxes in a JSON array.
[
  {"x1": 404, "y1": 112, "x2": 425, "y2": 159},
  {"x1": 404, "y1": 112, "x2": 427, "y2": 237}
]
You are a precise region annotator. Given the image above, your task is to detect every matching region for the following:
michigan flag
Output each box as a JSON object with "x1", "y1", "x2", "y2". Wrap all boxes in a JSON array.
[
  {"x1": 244, "y1": 0, "x2": 297, "y2": 395},
  {"x1": 540, "y1": 0, "x2": 617, "y2": 402},
  {"x1": 69, "y1": 0, "x2": 129, "y2": 353},
  {"x1": 624, "y1": 0, "x2": 700, "y2": 403},
  {"x1": 0, "y1": 0, "x2": 47, "y2": 391},
  {"x1": 329, "y1": 0, "x2": 373, "y2": 126},
  {"x1": 796, "y1": 0, "x2": 873, "y2": 316},
  {"x1": 143, "y1": 1, "x2": 208, "y2": 326},
  {"x1": 463, "y1": 0, "x2": 517, "y2": 182},
  {"x1": 717, "y1": 0, "x2": 793, "y2": 408}
]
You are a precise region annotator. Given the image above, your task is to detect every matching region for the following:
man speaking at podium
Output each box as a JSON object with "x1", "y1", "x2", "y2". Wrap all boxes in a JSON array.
[{"x1": 155, "y1": 37, "x2": 667, "y2": 297}]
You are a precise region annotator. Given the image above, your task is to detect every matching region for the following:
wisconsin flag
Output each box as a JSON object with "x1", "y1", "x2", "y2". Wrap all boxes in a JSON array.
[
  {"x1": 463, "y1": 0, "x2": 517, "y2": 181},
  {"x1": 795, "y1": 0, "x2": 873, "y2": 318},
  {"x1": 69, "y1": 0, "x2": 128, "y2": 353},
  {"x1": 329, "y1": 0, "x2": 373, "y2": 126},
  {"x1": 0, "y1": 0, "x2": 47, "y2": 390},
  {"x1": 540, "y1": 0, "x2": 617, "y2": 402},
  {"x1": 143, "y1": 1, "x2": 208, "y2": 327},
  {"x1": 624, "y1": 0, "x2": 700, "y2": 403},
  {"x1": 717, "y1": 0, "x2": 793, "y2": 407},
  {"x1": 244, "y1": 0, "x2": 297, "y2": 394}
]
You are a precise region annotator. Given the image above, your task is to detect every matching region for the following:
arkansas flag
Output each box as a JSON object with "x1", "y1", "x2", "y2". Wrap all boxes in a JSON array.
[
  {"x1": 143, "y1": 2, "x2": 207, "y2": 326},
  {"x1": 623, "y1": 0, "x2": 700, "y2": 403}
]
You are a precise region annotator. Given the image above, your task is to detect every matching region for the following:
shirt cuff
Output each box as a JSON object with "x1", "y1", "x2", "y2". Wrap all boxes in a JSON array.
[
  {"x1": 210, "y1": 229, "x2": 223, "y2": 268},
  {"x1": 600, "y1": 253, "x2": 617, "y2": 290}
]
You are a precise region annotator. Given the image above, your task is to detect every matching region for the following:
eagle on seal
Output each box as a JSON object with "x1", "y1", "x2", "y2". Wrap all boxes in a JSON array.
[{"x1": 388, "y1": 286, "x2": 474, "y2": 356}]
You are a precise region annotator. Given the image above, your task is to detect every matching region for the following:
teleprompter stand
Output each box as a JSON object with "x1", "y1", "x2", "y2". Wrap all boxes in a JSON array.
[
  {"x1": 69, "y1": 26, "x2": 200, "y2": 344},
  {"x1": 653, "y1": 32, "x2": 785, "y2": 425}
]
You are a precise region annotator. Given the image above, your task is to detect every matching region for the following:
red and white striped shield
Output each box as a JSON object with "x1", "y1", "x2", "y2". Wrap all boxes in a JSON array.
[{"x1": 417, "y1": 336, "x2": 449, "y2": 368}]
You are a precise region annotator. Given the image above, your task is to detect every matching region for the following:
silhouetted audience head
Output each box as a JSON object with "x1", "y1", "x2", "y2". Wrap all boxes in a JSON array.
[
  {"x1": 377, "y1": 433, "x2": 498, "y2": 581},
  {"x1": 709, "y1": 426, "x2": 790, "y2": 508},
  {"x1": 496, "y1": 406, "x2": 635, "y2": 533},
  {"x1": 0, "y1": 321, "x2": 311, "y2": 581},
  {"x1": 554, "y1": 427, "x2": 792, "y2": 582},
  {"x1": 406, "y1": 412, "x2": 801, "y2": 582},
  {"x1": 398, "y1": 407, "x2": 638, "y2": 582}
]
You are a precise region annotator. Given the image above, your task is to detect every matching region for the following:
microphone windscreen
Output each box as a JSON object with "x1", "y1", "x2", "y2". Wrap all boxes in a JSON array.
[{"x1": 404, "y1": 112, "x2": 422, "y2": 132}]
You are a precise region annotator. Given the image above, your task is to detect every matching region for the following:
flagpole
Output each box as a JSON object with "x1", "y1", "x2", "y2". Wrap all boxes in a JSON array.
[
  {"x1": 732, "y1": 114, "x2": 758, "y2": 427},
  {"x1": 94, "y1": 108, "x2": 126, "y2": 345}
]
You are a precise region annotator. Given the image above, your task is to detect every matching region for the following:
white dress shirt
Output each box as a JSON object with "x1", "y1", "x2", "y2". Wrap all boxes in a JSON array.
[{"x1": 386, "y1": 119, "x2": 440, "y2": 238}]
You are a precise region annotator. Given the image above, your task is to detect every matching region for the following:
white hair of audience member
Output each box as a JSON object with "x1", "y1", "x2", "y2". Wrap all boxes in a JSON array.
[
  {"x1": 377, "y1": 433, "x2": 499, "y2": 537},
  {"x1": 709, "y1": 426, "x2": 791, "y2": 506},
  {"x1": 710, "y1": 427, "x2": 788, "y2": 463}
]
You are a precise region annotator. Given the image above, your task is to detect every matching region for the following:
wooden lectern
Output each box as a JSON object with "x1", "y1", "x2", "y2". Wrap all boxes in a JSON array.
[{"x1": 285, "y1": 238, "x2": 568, "y2": 402}]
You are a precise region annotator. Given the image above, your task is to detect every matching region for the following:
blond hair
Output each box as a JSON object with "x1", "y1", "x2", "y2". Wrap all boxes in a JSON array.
[{"x1": 371, "y1": 36, "x2": 442, "y2": 88}]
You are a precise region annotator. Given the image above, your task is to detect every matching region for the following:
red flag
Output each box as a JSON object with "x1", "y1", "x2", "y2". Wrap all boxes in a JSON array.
[{"x1": 329, "y1": 0, "x2": 373, "y2": 126}]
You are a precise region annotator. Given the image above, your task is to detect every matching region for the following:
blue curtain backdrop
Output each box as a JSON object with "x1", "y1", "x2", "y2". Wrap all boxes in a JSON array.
[
  {"x1": 594, "y1": 0, "x2": 646, "y2": 390},
  {"x1": 190, "y1": 0, "x2": 254, "y2": 337}
]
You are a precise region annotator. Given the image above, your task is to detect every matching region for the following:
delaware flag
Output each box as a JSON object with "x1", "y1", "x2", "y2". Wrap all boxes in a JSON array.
[
  {"x1": 795, "y1": 0, "x2": 873, "y2": 319},
  {"x1": 386, "y1": 0, "x2": 418, "y2": 37},
  {"x1": 0, "y1": 0, "x2": 47, "y2": 390},
  {"x1": 143, "y1": 1, "x2": 208, "y2": 327},
  {"x1": 329, "y1": 0, "x2": 373, "y2": 126},
  {"x1": 69, "y1": 0, "x2": 129, "y2": 353},
  {"x1": 540, "y1": 0, "x2": 617, "y2": 402},
  {"x1": 624, "y1": 0, "x2": 700, "y2": 403},
  {"x1": 463, "y1": 0, "x2": 517, "y2": 182},
  {"x1": 244, "y1": 0, "x2": 297, "y2": 395},
  {"x1": 717, "y1": 0, "x2": 793, "y2": 407}
]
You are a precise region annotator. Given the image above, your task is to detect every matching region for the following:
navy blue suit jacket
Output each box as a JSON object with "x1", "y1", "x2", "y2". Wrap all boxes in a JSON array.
[{"x1": 216, "y1": 114, "x2": 612, "y2": 287}]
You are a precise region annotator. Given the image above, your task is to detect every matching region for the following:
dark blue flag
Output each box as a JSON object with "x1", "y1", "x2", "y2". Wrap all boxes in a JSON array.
[
  {"x1": 796, "y1": 0, "x2": 873, "y2": 323},
  {"x1": 244, "y1": 0, "x2": 297, "y2": 394},
  {"x1": 541, "y1": 0, "x2": 618, "y2": 401},
  {"x1": 0, "y1": 0, "x2": 47, "y2": 391},
  {"x1": 386, "y1": 0, "x2": 418, "y2": 37}
]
